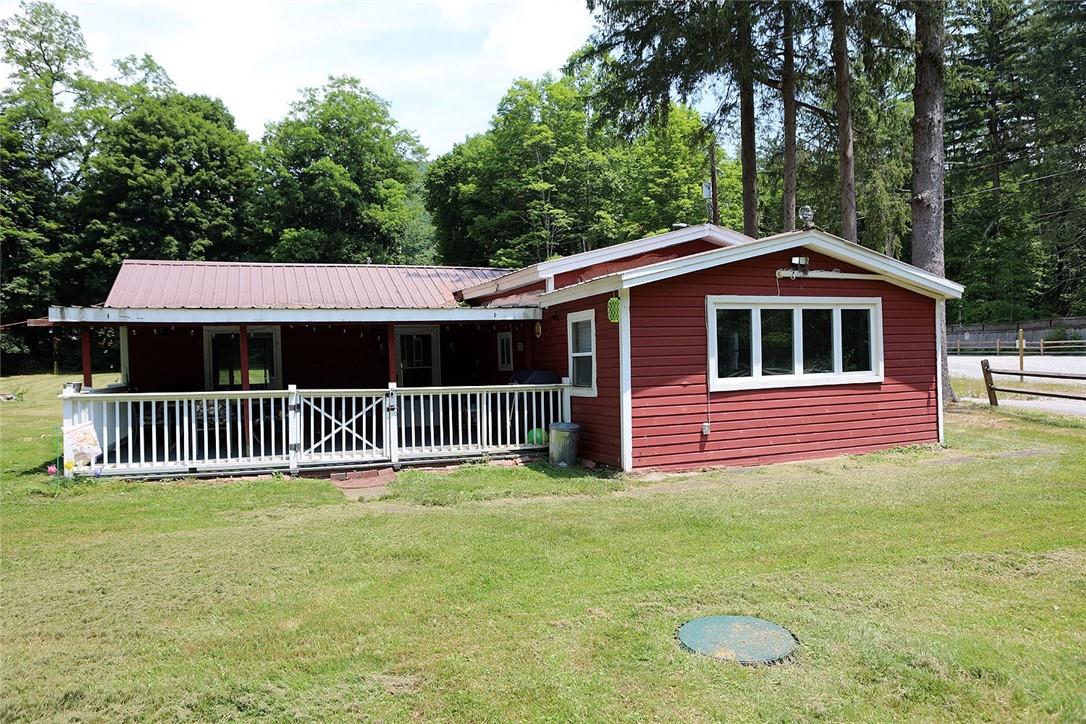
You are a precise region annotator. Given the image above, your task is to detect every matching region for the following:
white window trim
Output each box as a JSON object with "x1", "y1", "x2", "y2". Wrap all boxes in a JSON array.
[
  {"x1": 706, "y1": 295, "x2": 884, "y2": 392},
  {"x1": 496, "y1": 331, "x2": 514, "y2": 372},
  {"x1": 567, "y1": 309, "x2": 597, "y2": 397},
  {"x1": 202, "y1": 325, "x2": 283, "y2": 390}
]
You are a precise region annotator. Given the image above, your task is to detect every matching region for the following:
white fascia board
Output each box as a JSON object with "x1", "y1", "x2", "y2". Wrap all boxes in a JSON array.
[
  {"x1": 537, "y1": 276, "x2": 621, "y2": 308},
  {"x1": 457, "y1": 267, "x2": 543, "y2": 301},
  {"x1": 620, "y1": 230, "x2": 965, "y2": 299},
  {"x1": 800, "y1": 233, "x2": 965, "y2": 298},
  {"x1": 48, "y1": 305, "x2": 541, "y2": 324},
  {"x1": 535, "y1": 224, "x2": 750, "y2": 278},
  {"x1": 462, "y1": 224, "x2": 753, "y2": 301}
]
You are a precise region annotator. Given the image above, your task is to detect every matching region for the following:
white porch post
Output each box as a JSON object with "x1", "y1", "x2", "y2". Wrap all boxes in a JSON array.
[
  {"x1": 560, "y1": 376, "x2": 572, "y2": 423},
  {"x1": 386, "y1": 382, "x2": 400, "y2": 465},
  {"x1": 61, "y1": 387, "x2": 76, "y2": 477},
  {"x1": 287, "y1": 384, "x2": 300, "y2": 474},
  {"x1": 618, "y1": 288, "x2": 633, "y2": 472}
]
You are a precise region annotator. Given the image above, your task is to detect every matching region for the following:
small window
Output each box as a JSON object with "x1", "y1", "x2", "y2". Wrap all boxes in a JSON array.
[
  {"x1": 706, "y1": 296, "x2": 882, "y2": 391},
  {"x1": 497, "y1": 331, "x2": 514, "y2": 372},
  {"x1": 567, "y1": 309, "x2": 596, "y2": 397}
]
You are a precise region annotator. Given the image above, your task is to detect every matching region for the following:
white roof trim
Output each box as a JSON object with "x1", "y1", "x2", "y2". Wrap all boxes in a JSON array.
[
  {"x1": 48, "y1": 305, "x2": 541, "y2": 325},
  {"x1": 456, "y1": 266, "x2": 542, "y2": 301},
  {"x1": 538, "y1": 276, "x2": 621, "y2": 307},
  {"x1": 540, "y1": 229, "x2": 964, "y2": 307},
  {"x1": 458, "y1": 223, "x2": 752, "y2": 300}
]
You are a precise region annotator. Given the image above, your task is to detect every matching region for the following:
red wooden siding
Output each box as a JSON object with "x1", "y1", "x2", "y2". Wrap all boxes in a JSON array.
[
  {"x1": 125, "y1": 322, "x2": 531, "y2": 392},
  {"x1": 535, "y1": 294, "x2": 621, "y2": 467},
  {"x1": 552, "y1": 239, "x2": 720, "y2": 289},
  {"x1": 629, "y1": 247, "x2": 938, "y2": 470}
]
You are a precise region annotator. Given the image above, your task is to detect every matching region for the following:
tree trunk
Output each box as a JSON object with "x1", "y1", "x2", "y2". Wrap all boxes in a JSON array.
[
  {"x1": 737, "y1": 2, "x2": 759, "y2": 237},
  {"x1": 831, "y1": 0, "x2": 857, "y2": 242},
  {"x1": 911, "y1": 0, "x2": 956, "y2": 403},
  {"x1": 782, "y1": 0, "x2": 797, "y2": 232}
]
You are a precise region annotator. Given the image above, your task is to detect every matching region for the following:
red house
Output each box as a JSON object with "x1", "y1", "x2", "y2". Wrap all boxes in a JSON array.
[{"x1": 47, "y1": 224, "x2": 963, "y2": 477}]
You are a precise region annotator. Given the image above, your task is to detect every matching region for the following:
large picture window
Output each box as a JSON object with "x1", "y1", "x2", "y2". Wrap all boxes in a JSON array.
[
  {"x1": 567, "y1": 309, "x2": 596, "y2": 397},
  {"x1": 706, "y1": 296, "x2": 882, "y2": 391}
]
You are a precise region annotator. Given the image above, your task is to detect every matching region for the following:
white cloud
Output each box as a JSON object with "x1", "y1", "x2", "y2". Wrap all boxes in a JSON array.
[{"x1": 2, "y1": 0, "x2": 596, "y2": 155}]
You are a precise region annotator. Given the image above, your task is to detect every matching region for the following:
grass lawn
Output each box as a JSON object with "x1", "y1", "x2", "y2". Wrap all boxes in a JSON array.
[{"x1": 2, "y1": 373, "x2": 1085, "y2": 721}]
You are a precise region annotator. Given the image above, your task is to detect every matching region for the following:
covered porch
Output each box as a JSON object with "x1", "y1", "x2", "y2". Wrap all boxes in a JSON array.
[{"x1": 50, "y1": 307, "x2": 570, "y2": 477}]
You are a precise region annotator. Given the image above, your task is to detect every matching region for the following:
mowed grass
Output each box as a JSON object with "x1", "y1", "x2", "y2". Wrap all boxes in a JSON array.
[{"x1": 2, "y1": 373, "x2": 1085, "y2": 721}]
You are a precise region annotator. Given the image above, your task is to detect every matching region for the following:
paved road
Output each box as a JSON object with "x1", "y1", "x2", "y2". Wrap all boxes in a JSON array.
[
  {"x1": 949, "y1": 355, "x2": 1086, "y2": 385},
  {"x1": 961, "y1": 396, "x2": 1086, "y2": 418},
  {"x1": 950, "y1": 355, "x2": 1086, "y2": 418}
]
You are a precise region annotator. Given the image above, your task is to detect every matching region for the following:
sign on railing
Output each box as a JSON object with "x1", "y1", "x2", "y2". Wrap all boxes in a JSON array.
[{"x1": 61, "y1": 381, "x2": 572, "y2": 477}]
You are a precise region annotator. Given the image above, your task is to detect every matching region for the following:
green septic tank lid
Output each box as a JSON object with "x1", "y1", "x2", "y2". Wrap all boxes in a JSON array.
[{"x1": 676, "y1": 615, "x2": 797, "y2": 665}]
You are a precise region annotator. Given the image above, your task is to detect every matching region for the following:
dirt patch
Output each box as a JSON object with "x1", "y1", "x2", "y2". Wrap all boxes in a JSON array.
[
  {"x1": 945, "y1": 405, "x2": 1014, "y2": 428},
  {"x1": 339, "y1": 485, "x2": 389, "y2": 502},
  {"x1": 367, "y1": 673, "x2": 423, "y2": 696}
]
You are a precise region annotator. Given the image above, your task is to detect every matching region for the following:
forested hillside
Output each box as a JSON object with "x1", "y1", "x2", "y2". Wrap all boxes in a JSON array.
[{"x1": 2, "y1": 0, "x2": 1084, "y2": 367}]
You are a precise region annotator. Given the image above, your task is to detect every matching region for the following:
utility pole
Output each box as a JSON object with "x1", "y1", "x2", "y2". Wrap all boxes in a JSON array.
[{"x1": 709, "y1": 134, "x2": 720, "y2": 225}]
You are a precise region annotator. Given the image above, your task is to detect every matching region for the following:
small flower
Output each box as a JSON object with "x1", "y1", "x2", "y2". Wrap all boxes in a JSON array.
[
  {"x1": 63, "y1": 460, "x2": 75, "y2": 471},
  {"x1": 46, "y1": 464, "x2": 58, "y2": 476},
  {"x1": 93, "y1": 467, "x2": 103, "y2": 478}
]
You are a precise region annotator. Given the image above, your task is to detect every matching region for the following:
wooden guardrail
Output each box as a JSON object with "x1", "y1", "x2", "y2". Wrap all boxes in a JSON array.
[
  {"x1": 980, "y1": 359, "x2": 1086, "y2": 406},
  {"x1": 952, "y1": 338, "x2": 1085, "y2": 356}
]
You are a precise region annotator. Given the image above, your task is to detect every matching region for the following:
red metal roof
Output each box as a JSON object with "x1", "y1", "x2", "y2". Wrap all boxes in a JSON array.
[{"x1": 104, "y1": 260, "x2": 514, "y2": 310}]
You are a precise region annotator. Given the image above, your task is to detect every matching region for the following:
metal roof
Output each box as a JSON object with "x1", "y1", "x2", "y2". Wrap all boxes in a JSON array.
[{"x1": 103, "y1": 260, "x2": 513, "y2": 310}]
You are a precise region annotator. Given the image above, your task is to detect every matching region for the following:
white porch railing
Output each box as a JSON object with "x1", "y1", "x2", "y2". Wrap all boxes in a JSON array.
[{"x1": 61, "y1": 382, "x2": 571, "y2": 477}]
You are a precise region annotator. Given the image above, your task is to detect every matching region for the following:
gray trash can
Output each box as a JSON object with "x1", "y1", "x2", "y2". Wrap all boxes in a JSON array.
[{"x1": 548, "y1": 422, "x2": 581, "y2": 467}]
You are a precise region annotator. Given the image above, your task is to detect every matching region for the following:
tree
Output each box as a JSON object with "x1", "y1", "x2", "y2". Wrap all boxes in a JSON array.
[
  {"x1": 830, "y1": 0, "x2": 857, "y2": 241},
  {"x1": 1026, "y1": 0, "x2": 1086, "y2": 317},
  {"x1": 781, "y1": 0, "x2": 798, "y2": 231},
  {"x1": 75, "y1": 92, "x2": 258, "y2": 303},
  {"x1": 945, "y1": 0, "x2": 1042, "y2": 321},
  {"x1": 424, "y1": 73, "x2": 731, "y2": 267},
  {"x1": 256, "y1": 77, "x2": 429, "y2": 264},
  {"x1": 911, "y1": 0, "x2": 954, "y2": 403},
  {"x1": 0, "y1": 0, "x2": 92, "y2": 352},
  {"x1": 574, "y1": 0, "x2": 765, "y2": 237}
]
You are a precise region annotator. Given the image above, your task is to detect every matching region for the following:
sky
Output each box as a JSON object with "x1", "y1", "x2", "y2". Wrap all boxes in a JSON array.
[{"x1": 2, "y1": 0, "x2": 598, "y2": 156}]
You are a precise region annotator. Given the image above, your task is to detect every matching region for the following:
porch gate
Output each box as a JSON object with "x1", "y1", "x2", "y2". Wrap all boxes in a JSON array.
[{"x1": 61, "y1": 382, "x2": 571, "y2": 477}]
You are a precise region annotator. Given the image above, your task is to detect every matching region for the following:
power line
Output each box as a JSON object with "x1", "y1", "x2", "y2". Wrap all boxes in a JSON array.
[{"x1": 942, "y1": 167, "x2": 1086, "y2": 203}]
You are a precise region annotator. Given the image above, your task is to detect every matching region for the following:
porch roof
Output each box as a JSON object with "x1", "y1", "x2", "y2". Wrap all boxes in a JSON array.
[{"x1": 105, "y1": 260, "x2": 510, "y2": 310}]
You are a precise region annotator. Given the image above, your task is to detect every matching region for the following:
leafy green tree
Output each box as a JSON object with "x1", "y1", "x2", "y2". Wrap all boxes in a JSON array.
[
  {"x1": 1, "y1": 0, "x2": 92, "y2": 352},
  {"x1": 424, "y1": 73, "x2": 730, "y2": 267},
  {"x1": 425, "y1": 133, "x2": 497, "y2": 265},
  {"x1": 256, "y1": 77, "x2": 430, "y2": 264},
  {"x1": 574, "y1": 0, "x2": 765, "y2": 237},
  {"x1": 621, "y1": 105, "x2": 738, "y2": 236},
  {"x1": 74, "y1": 92, "x2": 258, "y2": 303}
]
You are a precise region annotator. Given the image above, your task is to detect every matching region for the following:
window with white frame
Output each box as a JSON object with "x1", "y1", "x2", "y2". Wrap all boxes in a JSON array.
[
  {"x1": 707, "y1": 296, "x2": 883, "y2": 391},
  {"x1": 497, "y1": 331, "x2": 514, "y2": 372},
  {"x1": 567, "y1": 309, "x2": 596, "y2": 396}
]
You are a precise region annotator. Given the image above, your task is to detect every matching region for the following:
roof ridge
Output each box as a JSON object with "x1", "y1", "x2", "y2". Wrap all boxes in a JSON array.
[{"x1": 121, "y1": 259, "x2": 508, "y2": 271}]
